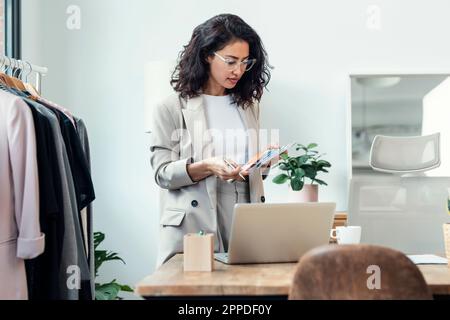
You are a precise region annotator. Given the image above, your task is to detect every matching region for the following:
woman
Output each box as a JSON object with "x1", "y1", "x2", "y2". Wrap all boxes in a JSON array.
[{"x1": 150, "y1": 14, "x2": 273, "y2": 266}]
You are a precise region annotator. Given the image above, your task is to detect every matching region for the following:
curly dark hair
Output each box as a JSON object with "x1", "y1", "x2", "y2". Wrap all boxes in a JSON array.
[{"x1": 171, "y1": 14, "x2": 271, "y2": 109}]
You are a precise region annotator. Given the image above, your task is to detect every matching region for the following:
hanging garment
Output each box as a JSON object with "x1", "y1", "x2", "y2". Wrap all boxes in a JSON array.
[
  {"x1": 75, "y1": 117, "x2": 95, "y2": 298},
  {"x1": 24, "y1": 100, "x2": 65, "y2": 300},
  {"x1": 37, "y1": 97, "x2": 76, "y2": 127},
  {"x1": 0, "y1": 89, "x2": 45, "y2": 300},
  {"x1": 48, "y1": 107, "x2": 95, "y2": 213},
  {"x1": 46, "y1": 107, "x2": 94, "y2": 300},
  {"x1": 21, "y1": 96, "x2": 92, "y2": 300},
  {"x1": 30, "y1": 104, "x2": 83, "y2": 300}
]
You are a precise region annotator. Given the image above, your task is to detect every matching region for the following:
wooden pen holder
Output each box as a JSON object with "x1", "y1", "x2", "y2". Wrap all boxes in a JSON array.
[{"x1": 183, "y1": 233, "x2": 214, "y2": 272}]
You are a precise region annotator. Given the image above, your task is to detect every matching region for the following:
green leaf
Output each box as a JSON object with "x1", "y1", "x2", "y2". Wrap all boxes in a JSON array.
[
  {"x1": 294, "y1": 168, "x2": 305, "y2": 178},
  {"x1": 290, "y1": 178, "x2": 304, "y2": 191},
  {"x1": 95, "y1": 282, "x2": 121, "y2": 300},
  {"x1": 272, "y1": 174, "x2": 289, "y2": 184},
  {"x1": 296, "y1": 143, "x2": 308, "y2": 152},
  {"x1": 302, "y1": 165, "x2": 316, "y2": 178},
  {"x1": 105, "y1": 252, "x2": 126, "y2": 264},
  {"x1": 297, "y1": 155, "x2": 310, "y2": 165},
  {"x1": 95, "y1": 250, "x2": 126, "y2": 278},
  {"x1": 307, "y1": 143, "x2": 318, "y2": 149},
  {"x1": 289, "y1": 159, "x2": 298, "y2": 168},
  {"x1": 95, "y1": 279, "x2": 133, "y2": 300},
  {"x1": 278, "y1": 163, "x2": 289, "y2": 171},
  {"x1": 317, "y1": 160, "x2": 331, "y2": 167},
  {"x1": 94, "y1": 232, "x2": 105, "y2": 250},
  {"x1": 95, "y1": 250, "x2": 107, "y2": 276},
  {"x1": 280, "y1": 153, "x2": 289, "y2": 161},
  {"x1": 120, "y1": 285, "x2": 134, "y2": 292},
  {"x1": 94, "y1": 231, "x2": 133, "y2": 300},
  {"x1": 314, "y1": 178, "x2": 328, "y2": 186}
]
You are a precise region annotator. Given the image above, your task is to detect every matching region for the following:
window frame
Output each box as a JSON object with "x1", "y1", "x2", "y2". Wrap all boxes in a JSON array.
[{"x1": 4, "y1": 0, "x2": 21, "y2": 59}]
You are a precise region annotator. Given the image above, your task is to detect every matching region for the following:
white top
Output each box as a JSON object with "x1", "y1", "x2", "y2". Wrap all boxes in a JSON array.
[{"x1": 203, "y1": 94, "x2": 248, "y2": 165}]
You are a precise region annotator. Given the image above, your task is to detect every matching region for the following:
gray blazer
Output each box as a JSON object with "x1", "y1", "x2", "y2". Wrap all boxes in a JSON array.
[{"x1": 149, "y1": 93, "x2": 267, "y2": 266}]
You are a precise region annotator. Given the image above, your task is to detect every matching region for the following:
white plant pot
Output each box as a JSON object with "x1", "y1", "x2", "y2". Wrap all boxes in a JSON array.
[{"x1": 287, "y1": 184, "x2": 318, "y2": 203}]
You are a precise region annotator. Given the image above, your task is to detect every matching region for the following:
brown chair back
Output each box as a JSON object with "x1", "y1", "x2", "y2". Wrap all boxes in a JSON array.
[{"x1": 288, "y1": 244, "x2": 432, "y2": 300}]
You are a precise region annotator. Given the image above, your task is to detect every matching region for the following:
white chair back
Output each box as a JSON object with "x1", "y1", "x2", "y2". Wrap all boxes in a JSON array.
[{"x1": 369, "y1": 133, "x2": 441, "y2": 174}]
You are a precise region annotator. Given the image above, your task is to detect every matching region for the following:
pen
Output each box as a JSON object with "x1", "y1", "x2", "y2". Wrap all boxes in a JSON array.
[{"x1": 223, "y1": 159, "x2": 246, "y2": 181}]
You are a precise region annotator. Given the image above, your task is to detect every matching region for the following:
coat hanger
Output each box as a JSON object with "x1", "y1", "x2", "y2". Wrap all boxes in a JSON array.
[
  {"x1": 9, "y1": 59, "x2": 27, "y2": 91},
  {"x1": 0, "y1": 56, "x2": 16, "y2": 88},
  {"x1": 0, "y1": 57, "x2": 7, "y2": 86},
  {"x1": 23, "y1": 61, "x2": 40, "y2": 98},
  {"x1": 2, "y1": 57, "x2": 23, "y2": 89},
  {"x1": 18, "y1": 60, "x2": 32, "y2": 93}
]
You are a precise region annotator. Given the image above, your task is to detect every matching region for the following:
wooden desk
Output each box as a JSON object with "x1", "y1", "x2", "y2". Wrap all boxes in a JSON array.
[
  {"x1": 137, "y1": 213, "x2": 450, "y2": 298},
  {"x1": 136, "y1": 254, "x2": 450, "y2": 298},
  {"x1": 137, "y1": 213, "x2": 349, "y2": 297}
]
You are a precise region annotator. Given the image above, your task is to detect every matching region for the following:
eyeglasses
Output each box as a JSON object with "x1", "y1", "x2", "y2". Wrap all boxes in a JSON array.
[{"x1": 213, "y1": 52, "x2": 257, "y2": 72}]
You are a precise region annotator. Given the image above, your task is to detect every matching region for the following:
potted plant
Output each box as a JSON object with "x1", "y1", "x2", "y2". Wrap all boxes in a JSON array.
[
  {"x1": 94, "y1": 232, "x2": 133, "y2": 300},
  {"x1": 271, "y1": 143, "x2": 331, "y2": 202}
]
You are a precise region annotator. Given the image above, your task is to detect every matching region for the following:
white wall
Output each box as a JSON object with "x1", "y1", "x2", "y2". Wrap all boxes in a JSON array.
[{"x1": 21, "y1": 0, "x2": 450, "y2": 298}]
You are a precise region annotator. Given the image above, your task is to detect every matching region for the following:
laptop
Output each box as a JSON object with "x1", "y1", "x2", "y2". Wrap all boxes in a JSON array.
[{"x1": 214, "y1": 202, "x2": 336, "y2": 264}]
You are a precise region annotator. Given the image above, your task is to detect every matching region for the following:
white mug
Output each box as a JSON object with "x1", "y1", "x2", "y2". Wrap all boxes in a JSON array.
[{"x1": 330, "y1": 226, "x2": 362, "y2": 244}]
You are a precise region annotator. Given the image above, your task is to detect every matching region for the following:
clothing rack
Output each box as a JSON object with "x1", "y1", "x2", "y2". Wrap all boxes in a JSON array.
[
  {"x1": 0, "y1": 55, "x2": 48, "y2": 93},
  {"x1": 0, "y1": 56, "x2": 95, "y2": 300}
]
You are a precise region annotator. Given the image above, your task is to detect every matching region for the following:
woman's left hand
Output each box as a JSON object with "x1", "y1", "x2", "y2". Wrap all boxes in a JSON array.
[{"x1": 260, "y1": 144, "x2": 285, "y2": 169}]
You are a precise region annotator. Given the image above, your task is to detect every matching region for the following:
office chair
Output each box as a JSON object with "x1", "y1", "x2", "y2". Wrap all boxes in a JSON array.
[
  {"x1": 288, "y1": 244, "x2": 432, "y2": 300},
  {"x1": 348, "y1": 132, "x2": 450, "y2": 254},
  {"x1": 369, "y1": 133, "x2": 441, "y2": 174}
]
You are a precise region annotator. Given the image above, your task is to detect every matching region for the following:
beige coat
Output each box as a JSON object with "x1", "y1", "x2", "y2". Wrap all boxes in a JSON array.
[
  {"x1": 149, "y1": 94, "x2": 267, "y2": 266},
  {"x1": 0, "y1": 90, "x2": 45, "y2": 300}
]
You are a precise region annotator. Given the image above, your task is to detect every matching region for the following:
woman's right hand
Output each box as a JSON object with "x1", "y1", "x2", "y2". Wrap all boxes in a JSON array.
[{"x1": 203, "y1": 157, "x2": 247, "y2": 182}]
